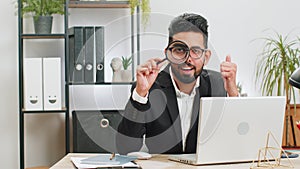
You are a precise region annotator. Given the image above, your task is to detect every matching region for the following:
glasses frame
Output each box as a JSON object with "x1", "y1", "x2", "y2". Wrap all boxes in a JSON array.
[{"x1": 165, "y1": 40, "x2": 208, "y2": 64}]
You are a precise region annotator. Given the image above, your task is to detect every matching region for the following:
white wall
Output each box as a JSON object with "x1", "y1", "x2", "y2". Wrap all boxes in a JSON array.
[
  {"x1": 0, "y1": 0, "x2": 18, "y2": 168},
  {"x1": 148, "y1": 0, "x2": 300, "y2": 96},
  {"x1": 1, "y1": 0, "x2": 300, "y2": 168}
]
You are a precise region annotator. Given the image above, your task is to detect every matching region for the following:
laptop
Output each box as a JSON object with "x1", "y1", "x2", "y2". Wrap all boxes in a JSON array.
[{"x1": 168, "y1": 96, "x2": 286, "y2": 165}]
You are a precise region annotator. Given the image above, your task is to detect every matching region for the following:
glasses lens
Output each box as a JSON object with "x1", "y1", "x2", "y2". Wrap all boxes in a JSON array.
[
  {"x1": 166, "y1": 41, "x2": 188, "y2": 64},
  {"x1": 190, "y1": 47, "x2": 204, "y2": 59}
]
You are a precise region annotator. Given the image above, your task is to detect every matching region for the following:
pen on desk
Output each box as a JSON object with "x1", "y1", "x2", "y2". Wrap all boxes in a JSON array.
[{"x1": 110, "y1": 152, "x2": 115, "y2": 160}]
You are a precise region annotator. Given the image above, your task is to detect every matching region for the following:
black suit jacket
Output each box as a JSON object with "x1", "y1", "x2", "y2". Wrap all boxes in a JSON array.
[{"x1": 117, "y1": 66, "x2": 226, "y2": 154}]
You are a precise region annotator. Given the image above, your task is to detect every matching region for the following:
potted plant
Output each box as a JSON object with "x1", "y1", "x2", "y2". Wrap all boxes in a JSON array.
[
  {"x1": 121, "y1": 56, "x2": 132, "y2": 70},
  {"x1": 129, "y1": 0, "x2": 151, "y2": 29},
  {"x1": 121, "y1": 56, "x2": 133, "y2": 82},
  {"x1": 20, "y1": 0, "x2": 65, "y2": 34},
  {"x1": 255, "y1": 31, "x2": 300, "y2": 146}
]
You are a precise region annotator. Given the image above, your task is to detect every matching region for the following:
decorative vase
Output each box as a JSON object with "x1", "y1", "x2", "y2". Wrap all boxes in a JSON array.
[
  {"x1": 121, "y1": 69, "x2": 132, "y2": 82},
  {"x1": 33, "y1": 16, "x2": 53, "y2": 34}
]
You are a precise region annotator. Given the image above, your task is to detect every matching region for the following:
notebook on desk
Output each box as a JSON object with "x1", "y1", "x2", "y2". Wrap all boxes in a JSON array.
[{"x1": 168, "y1": 96, "x2": 286, "y2": 165}]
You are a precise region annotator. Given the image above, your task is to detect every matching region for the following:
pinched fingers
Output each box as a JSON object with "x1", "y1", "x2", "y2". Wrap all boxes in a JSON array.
[{"x1": 137, "y1": 58, "x2": 163, "y2": 76}]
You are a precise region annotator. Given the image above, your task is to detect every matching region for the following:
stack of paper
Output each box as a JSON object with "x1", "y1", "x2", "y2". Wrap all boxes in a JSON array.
[{"x1": 71, "y1": 154, "x2": 140, "y2": 169}]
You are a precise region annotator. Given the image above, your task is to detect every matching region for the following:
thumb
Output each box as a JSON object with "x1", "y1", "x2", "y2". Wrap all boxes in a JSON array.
[{"x1": 226, "y1": 55, "x2": 231, "y2": 62}]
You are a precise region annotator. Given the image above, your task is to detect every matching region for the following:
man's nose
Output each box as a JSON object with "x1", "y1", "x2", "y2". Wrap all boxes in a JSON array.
[{"x1": 185, "y1": 53, "x2": 193, "y2": 63}]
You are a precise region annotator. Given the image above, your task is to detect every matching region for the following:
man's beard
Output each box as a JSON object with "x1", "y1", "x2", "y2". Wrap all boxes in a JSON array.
[{"x1": 171, "y1": 62, "x2": 204, "y2": 84}]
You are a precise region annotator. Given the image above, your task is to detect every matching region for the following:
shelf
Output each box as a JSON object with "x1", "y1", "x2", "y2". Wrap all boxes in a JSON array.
[
  {"x1": 22, "y1": 108, "x2": 67, "y2": 114},
  {"x1": 18, "y1": 1, "x2": 70, "y2": 168},
  {"x1": 21, "y1": 34, "x2": 65, "y2": 39},
  {"x1": 18, "y1": 0, "x2": 136, "y2": 168},
  {"x1": 68, "y1": 82, "x2": 134, "y2": 85},
  {"x1": 69, "y1": 1, "x2": 130, "y2": 8}
]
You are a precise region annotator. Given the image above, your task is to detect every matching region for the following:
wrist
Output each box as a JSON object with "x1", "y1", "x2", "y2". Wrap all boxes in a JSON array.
[
  {"x1": 228, "y1": 89, "x2": 239, "y2": 97},
  {"x1": 136, "y1": 86, "x2": 148, "y2": 97},
  {"x1": 132, "y1": 88, "x2": 148, "y2": 104}
]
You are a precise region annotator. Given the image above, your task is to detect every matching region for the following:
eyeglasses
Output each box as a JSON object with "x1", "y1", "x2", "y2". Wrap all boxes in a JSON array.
[{"x1": 164, "y1": 40, "x2": 207, "y2": 65}]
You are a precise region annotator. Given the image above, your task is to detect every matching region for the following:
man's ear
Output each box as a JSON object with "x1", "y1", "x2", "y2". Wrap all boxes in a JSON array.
[{"x1": 203, "y1": 50, "x2": 211, "y2": 65}]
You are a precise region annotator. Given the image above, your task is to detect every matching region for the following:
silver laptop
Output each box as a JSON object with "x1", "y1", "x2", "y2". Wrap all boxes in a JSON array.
[{"x1": 169, "y1": 96, "x2": 286, "y2": 165}]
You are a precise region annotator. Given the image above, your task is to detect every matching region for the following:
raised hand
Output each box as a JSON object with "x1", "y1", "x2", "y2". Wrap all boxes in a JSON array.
[
  {"x1": 220, "y1": 55, "x2": 239, "y2": 97},
  {"x1": 135, "y1": 58, "x2": 164, "y2": 97}
]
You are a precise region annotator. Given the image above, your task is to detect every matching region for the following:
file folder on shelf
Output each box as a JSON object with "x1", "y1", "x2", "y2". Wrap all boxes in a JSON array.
[
  {"x1": 23, "y1": 58, "x2": 43, "y2": 110},
  {"x1": 43, "y1": 57, "x2": 62, "y2": 110},
  {"x1": 68, "y1": 26, "x2": 105, "y2": 84},
  {"x1": 95, "y1": 26, "x2": 105, "y2": 83},
  {"x1": 68, "y1": 27, "x2": 85, "y2": 83},
  {"x1": 84, "y1": 27, "x2": 95, "y2": 83}
]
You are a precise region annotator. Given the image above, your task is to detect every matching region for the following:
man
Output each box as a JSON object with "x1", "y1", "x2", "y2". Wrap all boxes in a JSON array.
[{"x1": 116, "y1": 13, "x2": 238, "y2": 154}]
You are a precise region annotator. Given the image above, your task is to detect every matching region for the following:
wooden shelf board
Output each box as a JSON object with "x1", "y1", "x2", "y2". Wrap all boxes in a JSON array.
[
  {"x1": 69, "y1": 1, "x2": 130, "y2": 8},
  {"x1": 21, "y1": 34, "x2": 65, "y2": 39},
  {"x1": 21, "y1": 107, "x2": 67, "y2": 113},
  {"x1": 68, "y1": 82, "x2": 133, "y2": 85}
]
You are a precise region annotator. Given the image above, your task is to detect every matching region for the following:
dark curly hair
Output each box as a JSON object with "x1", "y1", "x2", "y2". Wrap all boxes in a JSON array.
[{"x1": 168, "y1": 13, "x2": 209, "y2": 48}]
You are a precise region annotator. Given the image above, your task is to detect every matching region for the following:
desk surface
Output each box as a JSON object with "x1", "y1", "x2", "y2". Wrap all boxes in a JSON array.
[{"x1": 50, "y1": 153, "x2": 300, "y2": 169}]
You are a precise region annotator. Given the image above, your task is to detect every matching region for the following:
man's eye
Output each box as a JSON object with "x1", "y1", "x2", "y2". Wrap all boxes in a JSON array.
[
  {"x1": 192, "y1": 48, "x2": 202, "y2": 54},
  {"x1": 173, "y1": 47, "x2": 186, "y2": 53}
]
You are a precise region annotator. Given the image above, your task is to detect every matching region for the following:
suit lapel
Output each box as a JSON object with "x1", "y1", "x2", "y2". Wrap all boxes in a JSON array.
[
  {"x1": 190, "y1": 89, "x2": 200, "y2": 131},
  {"x1": 198, "y1": 69, "x2": 211, "y2": 97},
  {"x1": 190, "y1": 70, "x2": 211, "y2": 129},
  {"x1": 156, "y1": 68, "x2": 183, "y2": 147}
]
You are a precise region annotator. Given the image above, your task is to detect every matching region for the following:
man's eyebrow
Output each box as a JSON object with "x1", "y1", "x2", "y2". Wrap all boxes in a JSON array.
[{"x1": 190, "y1": 46, "x2": 202, "y2": 48}]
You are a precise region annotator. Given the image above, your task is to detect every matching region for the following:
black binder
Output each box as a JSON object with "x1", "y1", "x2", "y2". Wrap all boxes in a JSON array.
[
  {"x1": 68, "y1": 27, "x2": 85, "y2": 83},
  {"x1": 84, "y1": 27, "x2": 95, "y2": 83},
  {"x1": 95, "y1": 26, "x2": 105, "y2": 83}
]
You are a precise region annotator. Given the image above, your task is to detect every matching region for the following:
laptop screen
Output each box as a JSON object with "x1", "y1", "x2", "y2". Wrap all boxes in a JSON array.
[{"x1": 196, "y1": 96, "x2": 286, "y2": 164}]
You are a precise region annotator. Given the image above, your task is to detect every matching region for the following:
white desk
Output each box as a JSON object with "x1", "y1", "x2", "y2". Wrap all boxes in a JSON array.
[{"x1": 50, "y1": 153, "x2": 300, "y2": 169}]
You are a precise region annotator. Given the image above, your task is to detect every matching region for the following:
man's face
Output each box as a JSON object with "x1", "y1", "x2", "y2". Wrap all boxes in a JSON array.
[{"x1": 170, "y1": 31, "x2": 211, "y2": 84}]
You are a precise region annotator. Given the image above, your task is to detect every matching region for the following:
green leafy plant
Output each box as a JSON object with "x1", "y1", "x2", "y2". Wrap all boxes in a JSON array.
[
  {"x1": 20, "y1": 0, "x2": 65, "y2": 20},
  {"x1": 255, "y1": 31, "x2": 300, "y2": 113},
  {"x1": 121, "y1": 56, "x2": 132, "y2": 70},
  {"x1": 129, "y1": 0, "x2": 151, "y2": 28}
]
